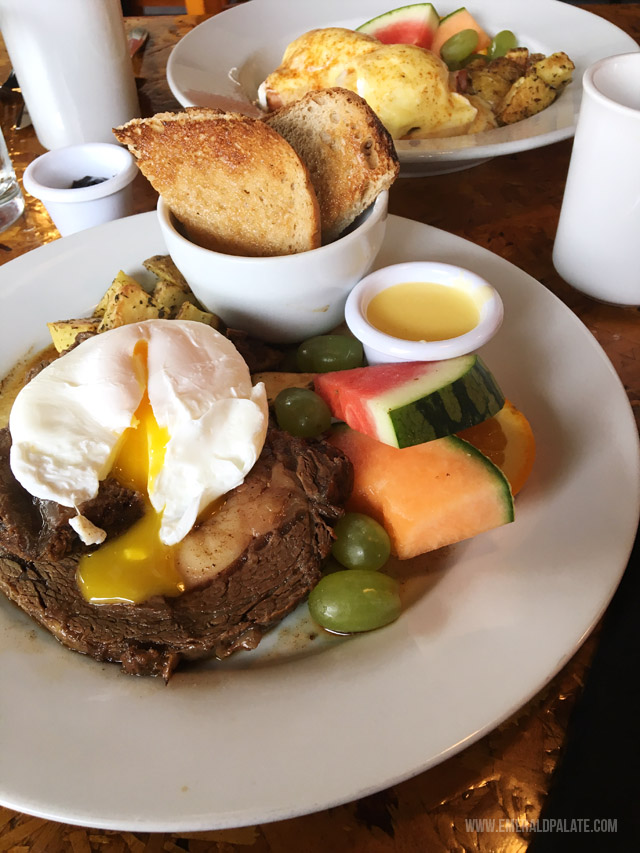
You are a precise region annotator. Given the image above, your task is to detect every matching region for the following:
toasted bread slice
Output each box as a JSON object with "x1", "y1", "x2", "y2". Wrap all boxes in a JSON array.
[
  {"x1": 266, "y1": 88, "x2": 399, "y2": 242},
  {"x1": 114, "y1": 108, "x2": 321, "y2": 256}
]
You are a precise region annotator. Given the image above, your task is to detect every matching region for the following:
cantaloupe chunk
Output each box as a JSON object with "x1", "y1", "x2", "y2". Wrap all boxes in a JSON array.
[
  {"x1": 431, "y1": 7, "x2": 492, "y2": 58},
  {"x1": 328, "y1": 425, "x2": 513, "y2": 559}
]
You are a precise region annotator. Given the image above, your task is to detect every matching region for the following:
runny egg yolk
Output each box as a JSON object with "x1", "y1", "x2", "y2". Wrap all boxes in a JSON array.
[{"x1": 76, "y1": 342, "x2": 185, "y2": 605}]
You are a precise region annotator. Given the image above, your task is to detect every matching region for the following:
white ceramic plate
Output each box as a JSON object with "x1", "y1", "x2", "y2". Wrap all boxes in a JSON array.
[
  {"x1": 166, "y1": 0, "x2": 639, "y2": 176},
  {"x1": 0, "y1": 212, "x2": 638, "y2": 831}
]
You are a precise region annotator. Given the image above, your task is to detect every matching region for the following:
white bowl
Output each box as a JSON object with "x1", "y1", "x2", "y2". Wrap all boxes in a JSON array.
[
  {"x1": 345, "y1": 261, "x2": 504, "y2": 365},
  {"x1": 23, "y1": 143, "x2": 138, "y2": 236},
  {"x1": 157, "y1": 191, "x2": 388, "y2": 344}
]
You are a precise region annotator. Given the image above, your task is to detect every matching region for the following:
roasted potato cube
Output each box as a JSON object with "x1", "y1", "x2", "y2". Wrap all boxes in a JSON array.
[
  {"x1": 497, "y1": 74, "x2": 556, "y2": 125},
  {"x1": 97, "y1": 282, "x2": 160, "y2": 331},
  {"x1": 251, "y1": 371, "x2": 316, "y2": 406},
  {"x1": 467, "y1": 56, "x2": 523, "y2": 110},
  {"x1": 533, "y1": 52, "x2": 575, "y2": 90},
  {"x1": 152, "y1": 279, "x2": 192, "y2": 317},
  {"x1": 174, "y1": 301, "x2": 221, "y2": 328},
  {"x1": 504, "y1": 47, "x2": 530, "y2": 72},
  {"x1": 143, "y1": 254, "x2": 190, "y2": 290},
  {"x1": 47, "y1": 318, "x2": 100, "y2": 353},
  {"x1": 94, "y1": 270, "x2": 146, "y2": 317}
]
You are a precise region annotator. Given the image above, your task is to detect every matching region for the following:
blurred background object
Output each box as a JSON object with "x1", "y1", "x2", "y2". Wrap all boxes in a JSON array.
[
  {"x1": 0, "y1": 121, "x2": 23, "y2": 230},
  {"x1": 121, "y1": 0, "x2": 242, "y2": 13},
  {"x1": 0, "y1": 0, "x2": 140, "y2": 150}
]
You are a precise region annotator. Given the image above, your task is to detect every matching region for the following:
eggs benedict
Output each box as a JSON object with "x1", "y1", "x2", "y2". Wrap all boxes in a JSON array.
[{"x1": 260, "y1": 27, "x2": 479, "y2": 140}]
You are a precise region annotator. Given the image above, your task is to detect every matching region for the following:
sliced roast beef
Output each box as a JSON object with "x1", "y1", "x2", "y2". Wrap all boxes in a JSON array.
[
  {"x1": 0, "y1": 428, "x2": 145, "y2": 563},
  {"x1": 0, "y1": 427, "x2": 352, "y2": 679}
]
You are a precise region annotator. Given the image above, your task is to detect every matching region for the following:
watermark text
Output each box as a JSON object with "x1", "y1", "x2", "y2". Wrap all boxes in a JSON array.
[{"x1": 465, "y1": 818, "x2": 618, "y2": 834}]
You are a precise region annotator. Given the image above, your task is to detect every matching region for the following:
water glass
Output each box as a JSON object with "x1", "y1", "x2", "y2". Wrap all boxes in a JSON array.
[{"x1": 0, "y1": 124, "x2": 24, "y2": 231}]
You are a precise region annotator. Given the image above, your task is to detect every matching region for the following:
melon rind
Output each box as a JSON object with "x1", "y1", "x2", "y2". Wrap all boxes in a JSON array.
[{"x1": 368, "y1": 354, "x2": 505, "y2": 447}]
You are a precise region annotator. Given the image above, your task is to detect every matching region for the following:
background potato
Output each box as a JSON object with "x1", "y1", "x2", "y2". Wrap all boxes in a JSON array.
[
  {"x1": 152, "y1": 279, "x2": 192, "y2": 317},
  {"x1": 97, "y1": 282, "x2": 160, "y2": 331},
  {"x1": 251, "y1": 371, "x2": 316, "y2": 405},
  {"x1": 174, "y1": 301, "x2": 221, "y2": 327},
  {"x1": 47, "y1": 318, "x2": 100, "y2": 353},
  {"x1": 47, "y1": 256, "x2": 219, "y2": 350}
]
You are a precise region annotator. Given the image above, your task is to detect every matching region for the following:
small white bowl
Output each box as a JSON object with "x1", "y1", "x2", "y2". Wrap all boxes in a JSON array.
[
  {"x1": 157, "y1": 191, "x2": 388, "y2": 344},
  {"x1": 345, "y1": 261, "x2": 504, "y2": 365},
  {"x1": 23, "y1": 143, "x2": 138, "y2": 236}
]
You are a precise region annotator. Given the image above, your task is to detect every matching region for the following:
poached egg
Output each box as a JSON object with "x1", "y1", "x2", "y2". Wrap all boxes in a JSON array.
[
  {"x1": 338, "y1": 43, "x2": 478, "y2": 140},
  {"x1": 9, "y1": 320, "x2": 268, "y2": 603},
  {"x1": 258, "y1": 27, "x2": 379, "y2": 111}
]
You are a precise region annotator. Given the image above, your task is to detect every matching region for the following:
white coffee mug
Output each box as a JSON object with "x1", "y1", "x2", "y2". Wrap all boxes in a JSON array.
[{"x1": 553, "y1": 52, "x2": 640, "y2": 306}]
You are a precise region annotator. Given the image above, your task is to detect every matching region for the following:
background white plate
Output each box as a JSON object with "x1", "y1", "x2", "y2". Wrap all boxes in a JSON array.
[
  {"x1": 0, "y1": 212, "x2": 638, "y2": 831},
  {"x1": 167, "y1": 0, "x2": 639, "y2": 176}
]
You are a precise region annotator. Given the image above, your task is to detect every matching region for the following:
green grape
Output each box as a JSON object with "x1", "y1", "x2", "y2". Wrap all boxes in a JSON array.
[
  {"x1": 440, "y1": 29, "x2": 479, "y2": 67},
  {"x1": 332, "y1": 512, "x2": 391, "y2": 571},
  {"x1": 297, "y1": 335, "x2": 364, "y2": 373},
  {"x1": 274, "y1": 387, "x2": 332, "y2": 438},
  {"x1": 308, "y1": 569, "x2": 402, "y2": 633},
  {"x1": 488, "y1": 30, "x2": 517, "y2": 59}
]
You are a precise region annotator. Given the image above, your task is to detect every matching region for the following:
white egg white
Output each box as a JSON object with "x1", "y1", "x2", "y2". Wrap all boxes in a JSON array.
[{"x1": 9, "y1": 319, "x2": 268, "y2": 546}]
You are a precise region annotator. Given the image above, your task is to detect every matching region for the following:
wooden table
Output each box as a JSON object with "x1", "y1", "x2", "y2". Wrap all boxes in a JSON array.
[{"x1": 1, "y1": 7, "x2": 639, "y2": 851}]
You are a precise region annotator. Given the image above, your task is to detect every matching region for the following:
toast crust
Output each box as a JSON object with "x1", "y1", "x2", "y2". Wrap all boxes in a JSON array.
[
  {"x1": 114, "y1": 108, "x2": 321, "y2": 257},
  {"x1": 267, "y1": 88, "x2": 399, "y2": 242}
]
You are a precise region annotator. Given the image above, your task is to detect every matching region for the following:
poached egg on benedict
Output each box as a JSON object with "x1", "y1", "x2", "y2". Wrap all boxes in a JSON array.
[
  {"x1": 258, "y1": 27, "x2": 380, "y2": 111},
  {"x1": 9, "y1": 320, "x2": 268, "y2": 604},
  {"x1": 337, "y1": 42, "x2": 478, "y2": 140}
]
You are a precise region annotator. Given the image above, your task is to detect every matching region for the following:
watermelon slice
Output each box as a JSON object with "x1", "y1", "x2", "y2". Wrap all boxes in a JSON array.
[
  {"x1": 328, "y1": 424, "x2": 514, "y2": 559},
  {"x1": 431, "y1": 7, "x2": 492, "y2": 58},
  {"x1": 357, "y1": 3, "x2": 440, "y2": 50},
  {"x1": 313, "y1": 355, "x2": 504, "y2": 449}
]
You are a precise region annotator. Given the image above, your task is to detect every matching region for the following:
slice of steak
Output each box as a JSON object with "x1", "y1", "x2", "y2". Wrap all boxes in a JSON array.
[
  {"x1": 0, "y1": 428, "x2": 145, "y2": 562},
  {"x1": 0, "y1": 428, "x2": 352, "y2": 679},
  {"x1": 225, "y1": 328, "x2": 285, "y2": 373}
]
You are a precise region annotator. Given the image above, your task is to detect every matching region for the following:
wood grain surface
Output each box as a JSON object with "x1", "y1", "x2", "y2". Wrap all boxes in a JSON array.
[{"x1": 0, "y1": 5, "x2": 638, "y2": 851}]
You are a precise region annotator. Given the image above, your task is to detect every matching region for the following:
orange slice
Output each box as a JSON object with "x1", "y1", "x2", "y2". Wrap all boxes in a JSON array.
[{"x1": 457, "y1": 400, "x2": 536, "y2": 496}]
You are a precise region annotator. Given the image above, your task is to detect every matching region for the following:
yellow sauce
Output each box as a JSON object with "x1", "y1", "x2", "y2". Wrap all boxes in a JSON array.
[{"x1": 367, "y1": 281, "x2": 480, "y2": 342}]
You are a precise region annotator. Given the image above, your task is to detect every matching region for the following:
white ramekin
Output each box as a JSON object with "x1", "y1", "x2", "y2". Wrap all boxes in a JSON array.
[{"x1": 345, "y1": 261, "x2": 504, "y2": 364}]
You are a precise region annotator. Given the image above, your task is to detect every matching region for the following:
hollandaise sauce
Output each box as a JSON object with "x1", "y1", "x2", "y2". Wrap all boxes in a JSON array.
[
  {"x1": 77, "y1": 342, "x2": 185, "y2": 605},
  {"x1": 367, "y1": 281, "x2": 480, "y2": 342}
]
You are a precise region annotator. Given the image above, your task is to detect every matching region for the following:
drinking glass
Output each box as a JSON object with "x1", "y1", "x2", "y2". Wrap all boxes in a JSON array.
[{"x1": 0, "y1": 124, "x2": 24, "y2": 231}]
